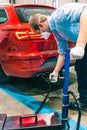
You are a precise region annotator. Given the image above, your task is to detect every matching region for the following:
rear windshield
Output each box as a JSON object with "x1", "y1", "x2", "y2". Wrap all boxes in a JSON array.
[{"x1": 15, "y1": 6, "x2": 55, "y2": 23}]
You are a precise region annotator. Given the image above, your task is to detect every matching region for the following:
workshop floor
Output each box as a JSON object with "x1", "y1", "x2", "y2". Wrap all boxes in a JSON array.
[{"x1": 0, "y1": 66, "x2": 87, "y2": 129}]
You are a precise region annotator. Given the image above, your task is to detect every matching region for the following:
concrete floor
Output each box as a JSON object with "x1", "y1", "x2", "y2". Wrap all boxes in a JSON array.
[{"x1": 0, "y1": 66, "x2": 87, "y2": 129}]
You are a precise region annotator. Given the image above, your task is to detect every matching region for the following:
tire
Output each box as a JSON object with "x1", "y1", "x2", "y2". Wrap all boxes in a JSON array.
[{"x1": 0, "y1": 67, "x2": 10, "y2": 84}]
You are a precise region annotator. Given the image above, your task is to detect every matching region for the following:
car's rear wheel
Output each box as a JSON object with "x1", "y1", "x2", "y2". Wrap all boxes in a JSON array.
[{"x1": 0, "y1": 66, "x2": 10, "y2": 84}]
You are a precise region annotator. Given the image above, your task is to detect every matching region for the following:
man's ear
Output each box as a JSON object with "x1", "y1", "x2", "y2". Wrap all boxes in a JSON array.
[
  {"x1": 38, "y1": 23, "x2": 43, "y2": 28},
  {"x1": 38, "y1": 22, "x2": 46, "y2": 32}
]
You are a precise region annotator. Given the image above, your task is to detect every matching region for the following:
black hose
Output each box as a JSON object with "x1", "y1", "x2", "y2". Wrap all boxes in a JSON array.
[
  {"x1": 68, "y1": 91, "x2": 82, "y2": 130},
  {"x1": 35, "y1": 72, "x2": 51, "y2": 114},
  {"x1": 34, "y1": 73, "x2": 81, "y2": 130}
]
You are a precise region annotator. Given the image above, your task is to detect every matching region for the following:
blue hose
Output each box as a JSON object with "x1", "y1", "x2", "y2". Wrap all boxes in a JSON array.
[{"x1": 62, "y1": 49, "x2": 70, "y2": 129}]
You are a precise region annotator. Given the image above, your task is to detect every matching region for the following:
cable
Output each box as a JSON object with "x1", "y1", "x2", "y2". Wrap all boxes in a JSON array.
[
  {"x1": 34, "y1": 72, "x2": 81, "y2": 130},
  {"x1": 35, "y1": 72, "x2": 51, "y2": 114},
  {"x1": 68, "y1": 91, "x2": 82, "y2": 130}
]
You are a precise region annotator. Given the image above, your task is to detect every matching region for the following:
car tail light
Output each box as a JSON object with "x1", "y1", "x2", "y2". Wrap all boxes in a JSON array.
[
  {"x1": 20, "y1": 115, "x2": 37, "y2": 127},
  {"x1": 14, "y1": 30, "x2": 41, "y2": 40}
]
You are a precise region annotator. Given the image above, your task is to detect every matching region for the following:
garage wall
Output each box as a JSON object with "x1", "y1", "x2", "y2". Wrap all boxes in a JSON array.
[
  {"x1": 14, "y1": 0, "x2": 56, "y2": 7},
  {"x1": 79, "y1": 0, "x2": 87, "y2": 3},
  {"x1": 0, "y1": 0, "x2": 9, "y2": 3},
  {"x1": 58, "y1": 0, "x2": 74, "y2": 6},
  {"x1": 15, "y1": 0, "x2": 74, "y2": 7},
  {"x1": 0, "y1": 0, "x2": 87, "y2": 7}
]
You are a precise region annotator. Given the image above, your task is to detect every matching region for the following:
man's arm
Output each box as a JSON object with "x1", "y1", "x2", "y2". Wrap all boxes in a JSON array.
[
  {"x1": 70, "y1": 7, "x2": 87, "y2": 60},
  {"x1": 49, "y1": 35, "x2": 67, "y2": 82},
  {"x1": 49, "y1": 54, "x2": 65, "y2": 83},
  {"x1": 54, "y1": 54, "x2": 65, "y2": 72}
]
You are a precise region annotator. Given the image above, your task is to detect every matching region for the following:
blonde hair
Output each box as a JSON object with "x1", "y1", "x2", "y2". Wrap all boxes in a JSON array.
[{"x1": 29, "y1": 13, "x2": 47, "y2": 31}]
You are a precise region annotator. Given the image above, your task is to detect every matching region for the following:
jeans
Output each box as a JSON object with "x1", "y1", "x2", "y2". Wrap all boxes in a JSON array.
[{"x1": 75, "y1": 44, "x2": 87, "y2": 103}]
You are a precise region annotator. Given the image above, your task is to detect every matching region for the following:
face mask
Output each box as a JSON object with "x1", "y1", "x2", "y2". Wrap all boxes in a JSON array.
[{"x1": 41, "y1": 32, "x2": 51, "y2": 40}]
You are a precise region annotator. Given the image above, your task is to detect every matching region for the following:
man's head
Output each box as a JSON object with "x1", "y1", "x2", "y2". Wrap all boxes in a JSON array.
[{"x1": 29, "y1": 13, "x2": 50, "y2": 33}]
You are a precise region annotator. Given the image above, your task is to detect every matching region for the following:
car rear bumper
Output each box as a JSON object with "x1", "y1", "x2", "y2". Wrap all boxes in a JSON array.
[
  {"x1": 1, "y1": 51, "x2": 57, "y2": 78},
  {"x1": 0, "y1": 51, "x2": 75, "y2": 78}
]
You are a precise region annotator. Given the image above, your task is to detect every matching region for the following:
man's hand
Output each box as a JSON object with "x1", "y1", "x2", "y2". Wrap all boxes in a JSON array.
[
  {"x1": 70, "y1": 44, "x2": 85, "y2": 60},
  {"x1": 49, "y1": 71, "x2": 59, "y2": 83}
]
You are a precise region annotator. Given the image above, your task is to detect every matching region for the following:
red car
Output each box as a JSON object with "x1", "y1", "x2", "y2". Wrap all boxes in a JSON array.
[{"x1": 0, "y1": 3, "x2": 75, "y2": 84}]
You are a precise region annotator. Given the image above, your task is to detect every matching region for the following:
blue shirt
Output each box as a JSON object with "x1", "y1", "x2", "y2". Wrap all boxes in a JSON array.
[{"x1": 48, "y1": 3, "x2": 87, "y2": 54}]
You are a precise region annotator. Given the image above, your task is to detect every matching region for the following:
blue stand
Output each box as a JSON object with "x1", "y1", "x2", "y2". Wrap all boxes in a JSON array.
[{"x1": 62, "y1": 49, "x2": 70, "y2": 129}]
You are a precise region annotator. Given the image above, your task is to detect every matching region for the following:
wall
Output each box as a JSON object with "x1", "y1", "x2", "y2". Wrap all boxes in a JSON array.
[
  {"x1": 0, "y1": 0, "x2": 87, "y2": 7},
  {"x1": 15, "y1": 0, "x2": 57, "y2": 7},
  {"x1": 0, "y1": 0, "x2": 9, "y2": 3},
  {"x1": 79, "y1": 0, "x2": 87, "y2": 3},
  {"x1": 15, "y1": 0, "x2": 73, "y2": 7}
]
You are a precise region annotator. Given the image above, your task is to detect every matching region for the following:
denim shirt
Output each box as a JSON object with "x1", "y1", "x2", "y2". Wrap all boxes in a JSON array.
[{"x1": 48, "y1": 3, "x2": 87, "y2": 54}]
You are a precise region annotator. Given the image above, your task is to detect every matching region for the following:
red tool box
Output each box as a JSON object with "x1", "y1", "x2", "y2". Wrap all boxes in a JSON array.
[{"x1": 0, "y1": 113, "x2": 62, "y2": 130}]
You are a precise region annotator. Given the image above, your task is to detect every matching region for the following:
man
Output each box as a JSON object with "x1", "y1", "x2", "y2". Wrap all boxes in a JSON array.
[
  {"x1": 73, "y1": 45, "x2": 87, "y2": 110},
  {"x1": 29, "y1": 3, "x2": 87, "y2": 109}
]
